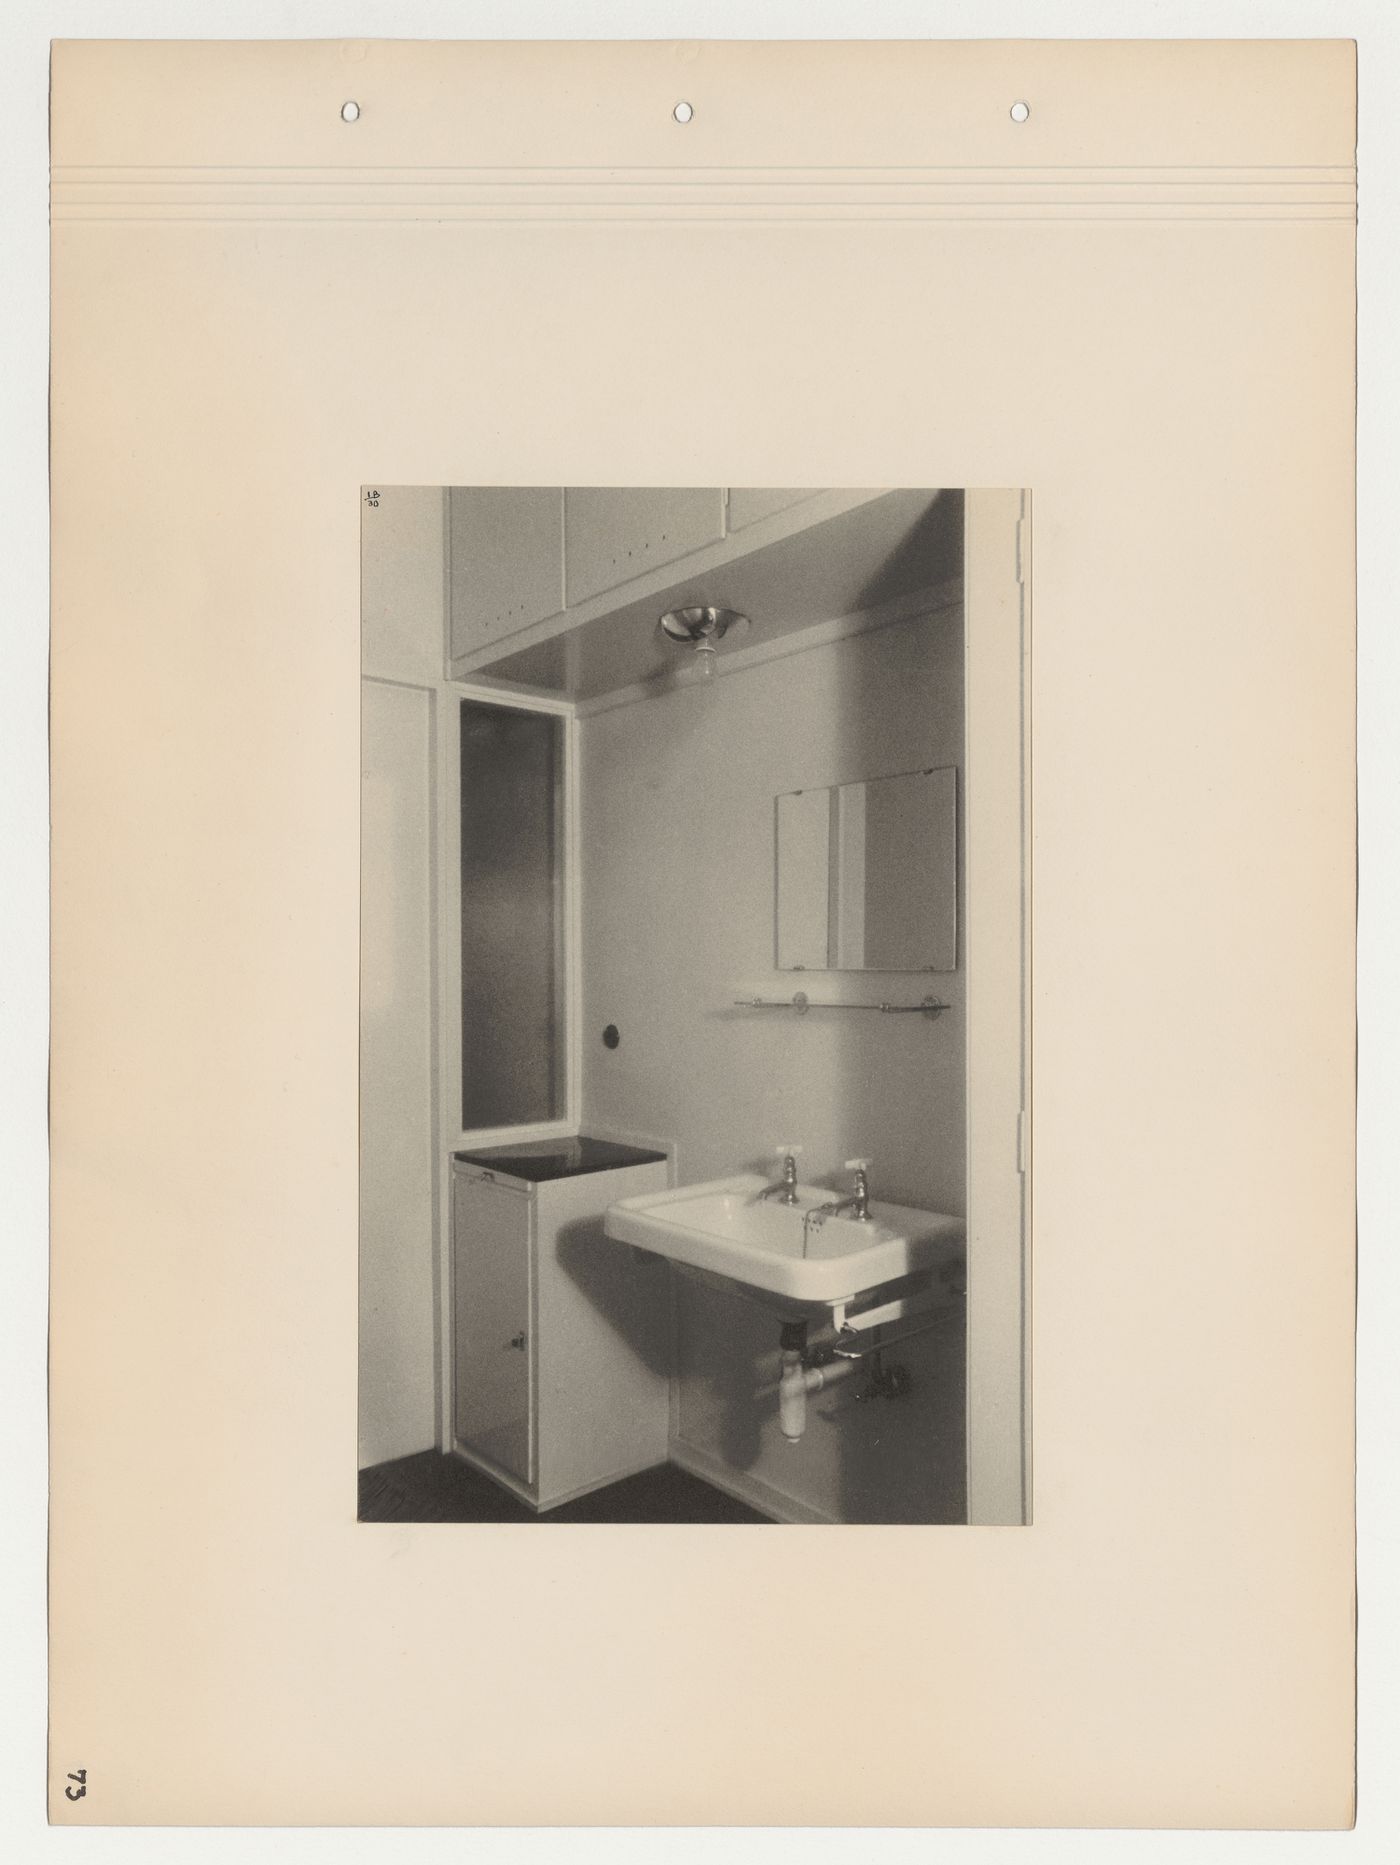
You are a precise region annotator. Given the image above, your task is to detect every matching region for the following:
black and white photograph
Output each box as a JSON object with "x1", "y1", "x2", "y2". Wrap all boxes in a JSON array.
[{"x1": 359, "y1": 486, "x2": 1029, "y2": 1526}]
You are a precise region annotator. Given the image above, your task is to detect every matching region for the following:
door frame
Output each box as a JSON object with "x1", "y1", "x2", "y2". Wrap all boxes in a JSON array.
[
  {"x1": 963, "y1": 488, "x2": 1032, "y2": 1525},
  {"x1": 434, "y1": 679, "x2": 580, "y2": 1449}
]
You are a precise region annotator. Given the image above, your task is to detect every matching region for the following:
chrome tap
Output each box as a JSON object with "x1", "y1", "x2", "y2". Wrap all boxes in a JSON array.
[
  {"x1": 826, "y1": 1157, "x2": 873, "y2": 1222},
  {"x1": 758, "y1": 1145, "x2": 803, "y2": 1206},
  {"x1": 799, "y1": 1158, "x2": 874, "y2": 1255}
]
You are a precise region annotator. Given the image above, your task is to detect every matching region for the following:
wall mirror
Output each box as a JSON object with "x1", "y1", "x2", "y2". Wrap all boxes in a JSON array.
[{"x1": 775, "y1": 766, "x2": 957, "y2": 972}]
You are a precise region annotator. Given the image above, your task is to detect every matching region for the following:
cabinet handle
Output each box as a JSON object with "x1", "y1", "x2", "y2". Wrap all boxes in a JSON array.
[{"x1": 506, "y1": 1332, "x2": 527, "y2": 1351}]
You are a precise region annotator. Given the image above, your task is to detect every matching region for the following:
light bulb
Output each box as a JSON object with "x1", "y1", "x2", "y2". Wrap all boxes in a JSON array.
[{"x1": 694, "y1": 641, "x2": 717, "y2": 680}]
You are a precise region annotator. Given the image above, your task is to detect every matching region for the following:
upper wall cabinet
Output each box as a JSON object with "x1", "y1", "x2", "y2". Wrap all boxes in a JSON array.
[
  {"x1": 563, "y1": 488, "x2": 725, "y2": 606},
  {"x1": 726, "y1": 488, "x2": 817, "y2": 532},
  {"x1": 450, "y1": 488, "x2": 961, "y2": 701},
  {"x1": 449, "y1": 488, "x2": 565, "y2": 662}
]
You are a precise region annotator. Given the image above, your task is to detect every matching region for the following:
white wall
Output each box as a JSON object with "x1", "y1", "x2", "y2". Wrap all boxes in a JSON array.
[
  {"x1": 360, "y1": 679, "x2": 438, "y2": 1467},
  {"x1": 359, "y1": 486, "x2": 446, "y2": 1469},
  {"x1": 579, "y1": 609, "x2": 966, "y2": 1522},
  {"x1": 362, "y1": 487, "x2": 445, "y2": 686}
]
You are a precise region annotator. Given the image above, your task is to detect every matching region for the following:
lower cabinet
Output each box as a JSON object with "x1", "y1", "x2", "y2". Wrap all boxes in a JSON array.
[
  {"x1": 453, "y1": 1171, "x2": 534, "y2": 1484},
  {"x1": 452, "y1": 1154, "x2": 671, "y2": 1510}
]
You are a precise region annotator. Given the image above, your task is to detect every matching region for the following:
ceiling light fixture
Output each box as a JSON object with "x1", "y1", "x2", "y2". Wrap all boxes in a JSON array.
[{"x1": 657, "y1": 605, "x2": 750, "y2": 681}]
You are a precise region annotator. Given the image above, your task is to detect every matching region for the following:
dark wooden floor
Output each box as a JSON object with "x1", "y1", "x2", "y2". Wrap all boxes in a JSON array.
[{"x1": 359, "y1": 1449, "x2": 769, "y2": 1523}]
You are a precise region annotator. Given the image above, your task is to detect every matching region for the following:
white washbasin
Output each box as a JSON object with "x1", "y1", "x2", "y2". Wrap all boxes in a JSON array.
[{"x1": 604, "y1": 1172, "x2": 964, "y2": 1305}]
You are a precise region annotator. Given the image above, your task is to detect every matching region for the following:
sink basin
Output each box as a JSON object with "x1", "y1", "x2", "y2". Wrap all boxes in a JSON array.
[{"x1": 604, "y1": 1172, "x2": 965, "y2": 1306}]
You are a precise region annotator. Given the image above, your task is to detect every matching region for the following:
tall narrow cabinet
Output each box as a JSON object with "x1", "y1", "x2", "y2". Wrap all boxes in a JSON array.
[{"x1": 451, "y1": 1137, "x2": 671, "y2": 1511}]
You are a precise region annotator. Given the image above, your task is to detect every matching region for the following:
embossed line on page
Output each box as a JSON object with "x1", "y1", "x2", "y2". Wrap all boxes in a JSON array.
[{"x1": 51, "y1": 164, "x2": 1357, "y2": 223}]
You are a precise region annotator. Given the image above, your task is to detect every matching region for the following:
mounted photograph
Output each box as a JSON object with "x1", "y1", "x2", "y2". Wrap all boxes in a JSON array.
[{"x1": 359, "y1": 486, "x2": 1029, "y2": 1526}]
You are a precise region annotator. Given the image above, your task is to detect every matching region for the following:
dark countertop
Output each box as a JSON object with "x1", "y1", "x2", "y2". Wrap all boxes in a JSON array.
[{"x1": 452, "y1": 1134, "x2": 667, "y2": 1184}]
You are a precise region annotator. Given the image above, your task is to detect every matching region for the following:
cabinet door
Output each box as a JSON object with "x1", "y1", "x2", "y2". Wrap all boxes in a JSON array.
[
  {"x1": 533, "y1": 1162, "x2": 671, "y2": 1508},
  {"x1": 563, "y1": 488, "x2": 725, "y2": 606},
  {"x1": 449, "y1": 487, "x2": 564, "y2": 662},
  {"x1": 453, "y1": 1171, "x2": 533, "y2": 1486},
  {"x1": 725, "y1": 488, "x2": 815, "y2": 532}
]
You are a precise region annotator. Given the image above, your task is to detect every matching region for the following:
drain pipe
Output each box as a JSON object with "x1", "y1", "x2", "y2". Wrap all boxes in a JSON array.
[{"x1": 777, "y1": 1320, "x2": 859, "y2": 1443}]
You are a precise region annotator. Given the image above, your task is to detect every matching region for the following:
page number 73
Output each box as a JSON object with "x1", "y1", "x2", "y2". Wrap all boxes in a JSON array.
[{"x1": 64, "y1": 1769, "x2": 87, "y2": 1801}]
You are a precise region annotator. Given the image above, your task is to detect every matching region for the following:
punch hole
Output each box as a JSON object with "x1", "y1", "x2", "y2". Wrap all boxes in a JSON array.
[
  {"x1": 673, "y1": 101, "x2": 694, "y2": 124},
  {"x1": 341, "y1": 100, "x2": 361, "y2": 123},
  {"x1": 1009, "y1": 100, "x2": 1030, "y2": 123}
]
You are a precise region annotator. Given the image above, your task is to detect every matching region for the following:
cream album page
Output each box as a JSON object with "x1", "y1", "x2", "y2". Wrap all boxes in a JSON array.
[{"x1": 48, "y1": 38, "x2": 1356, "y2": 1828}]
